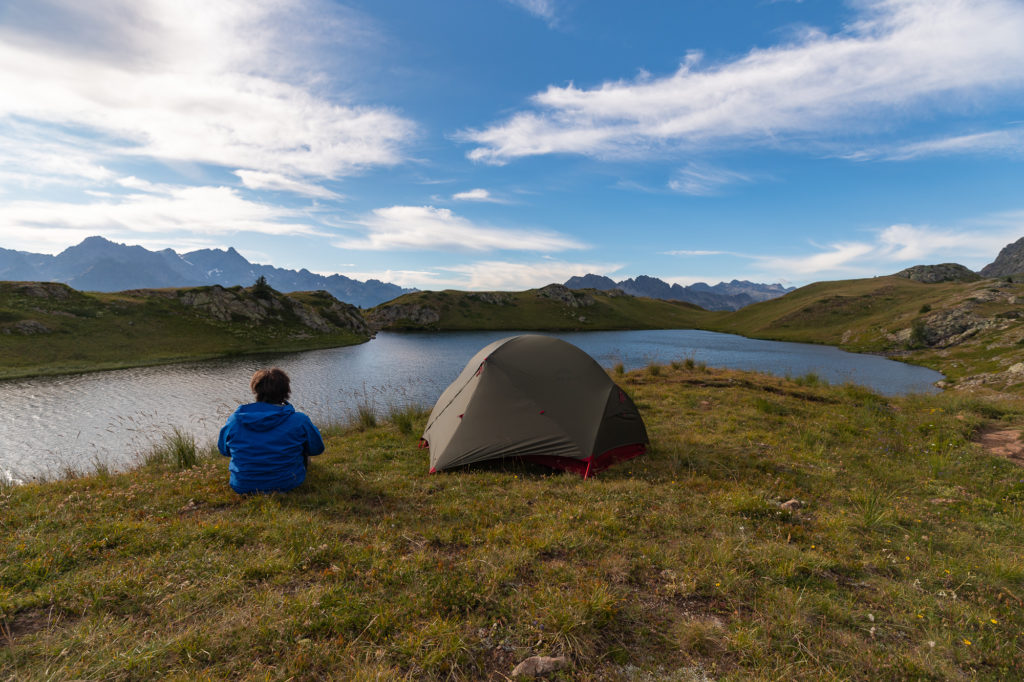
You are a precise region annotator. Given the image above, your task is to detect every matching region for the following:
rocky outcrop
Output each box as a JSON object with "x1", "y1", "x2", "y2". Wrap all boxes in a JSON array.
[
  {"x1": 467, "y1": 292, "x2": 513, "y2": 305},
  {"x1": 178, "y1": 286, "x2": 285, "y2": 323},
  {"x1": 365, "y1": 303, "x2": 441, "y2": 330},
  {"x1": 894, "y1": 263, "x2": 981, "y2": 283},
  {"x1": 9, "y1": 282, "x2": 75, "y2": 300},
  {"x1": 980, "y1": 237, "x2": 1024, "y2": 278},
  {"x1": 165, "y1": 285, "x2": 370, "y2": 336},
  {"x1": 535, "y1": 284, "x2": 594, "y2": 308},
  {"x1": 2, "y1": 320, "x2": 52, "y2": 335}
]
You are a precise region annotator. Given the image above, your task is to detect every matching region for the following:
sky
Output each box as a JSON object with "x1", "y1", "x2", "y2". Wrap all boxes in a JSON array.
[{"x1": 2, "y1": 0, "x2": 1024, "y2": 291}]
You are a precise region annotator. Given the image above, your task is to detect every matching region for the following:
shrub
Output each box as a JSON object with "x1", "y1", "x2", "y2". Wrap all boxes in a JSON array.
[
  {"x1": 612, "y1": 362, "x2": 625, "y2": 376},
  {"x1": 919, "y1": 303, "x2": 931, "y2": 314},
  {"x1": 908, "y1": 319, "x2": 929, "y2": 349},
  {"x1": 646, "y1": 363, "x2": 662, "y2": 377}
]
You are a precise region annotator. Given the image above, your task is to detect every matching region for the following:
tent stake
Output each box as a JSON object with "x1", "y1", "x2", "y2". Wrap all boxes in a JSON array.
[{"x1": 584, "y1": 458, "x2": 592, "y2": 480}]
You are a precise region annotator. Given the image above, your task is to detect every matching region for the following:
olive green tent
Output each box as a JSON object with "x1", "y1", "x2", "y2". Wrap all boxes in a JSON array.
[{"x1": 422, "y1": 335, "x2": 648, "y2": 477}]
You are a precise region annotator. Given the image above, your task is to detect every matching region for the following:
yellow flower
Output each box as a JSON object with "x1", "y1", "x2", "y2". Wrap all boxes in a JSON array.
[
  {"x1": 990, "y1": 618, "x2": 999, "y2": 625},
  {"x1": 963, "y1": 639, "x2": 971, "y2": 646}
]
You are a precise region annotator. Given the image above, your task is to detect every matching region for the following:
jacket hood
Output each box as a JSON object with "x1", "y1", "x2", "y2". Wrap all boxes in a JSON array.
[{"x1": 235, "y1": 402, "x2": 296, "y2": 432}]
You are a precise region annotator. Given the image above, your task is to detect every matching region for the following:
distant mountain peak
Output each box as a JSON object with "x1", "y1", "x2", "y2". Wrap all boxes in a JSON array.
[
  {"x1": 1, "y1": 236, "x2": 414, "y2": 308},
  {"x1": 564, "y1": 273, "x2": 794, "y2": 311}
]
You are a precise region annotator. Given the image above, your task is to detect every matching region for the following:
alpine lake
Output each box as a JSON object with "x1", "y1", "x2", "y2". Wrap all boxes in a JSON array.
[{"x1": 0, "y1": 329, "x2": 943, "y2": 482}]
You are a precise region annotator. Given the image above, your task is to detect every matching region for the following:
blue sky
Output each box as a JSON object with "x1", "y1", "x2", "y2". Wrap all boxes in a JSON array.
[{"x1": 2, "y1": 0, "x2": 1024, "y2": 290}]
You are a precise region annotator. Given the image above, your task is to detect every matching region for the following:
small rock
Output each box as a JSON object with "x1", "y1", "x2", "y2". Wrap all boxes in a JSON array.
[
  {"x1": 179, "y1": 498, "x2": 199, "y2": 513},
  {"x1": 512, "y1": 655, "x2": 570, "y2": 677},
  {"x1": 780, "y1": 498, "x2": 804, "y2": 511}
]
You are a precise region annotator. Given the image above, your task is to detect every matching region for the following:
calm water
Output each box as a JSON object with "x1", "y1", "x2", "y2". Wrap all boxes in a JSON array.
[{"x1": 0, "y1": 329, "x2": 943, "y2": 482}]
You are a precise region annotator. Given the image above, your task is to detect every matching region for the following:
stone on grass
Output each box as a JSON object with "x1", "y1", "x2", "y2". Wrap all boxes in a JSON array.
[
  {"x1": 512, "y1": 655, "x2": 570, "y2": 677},
  {"x1": 780, "y1": 498, "x2": 804, "y2": 511}
]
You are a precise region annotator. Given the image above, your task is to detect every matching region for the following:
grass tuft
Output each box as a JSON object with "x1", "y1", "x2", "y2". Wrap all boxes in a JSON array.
[
  {"x1": 388, "y1": 403, "x2": 430, "y2": 435},
  {"x1": 145, "y1": 427, "x2": 201, "y2": 469},
  {"x1": 353, "y1": 400, "x2": 378, "y2": 430},
  {"x1": 646, "y1": 362, "x2": 662, "y2": 377}
]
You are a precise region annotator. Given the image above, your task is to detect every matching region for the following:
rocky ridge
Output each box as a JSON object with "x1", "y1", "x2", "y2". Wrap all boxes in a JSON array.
[
  {"x1": 980, "y1": 236, "x2": 1024, "y2": 278},
  {"x1": 894, "y1": 263, "x2": 981, "y2": 283}
]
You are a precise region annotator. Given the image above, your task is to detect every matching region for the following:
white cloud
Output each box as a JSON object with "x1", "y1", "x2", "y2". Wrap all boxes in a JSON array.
[
  {"x1": 335, "y1": 205, "x2": 586, "y2": 252},
  {"x1": 433, "y1": 259, "x2": 622, "y2": 290},
  {"x1": 668, "y1": 164, "x2": 751, "y2": 195},
  {"x1": 0, "y1": 0, "x2": 416, "y2": 182},
  {"x1": 0, "y1": 184, "x2": 320, "y2": 245},
  {"x1": 755, "y1": 242, "x2": 878, "y2": 276},
  {"x1": 851, "y1": 127, "x2": 1024, "y2": 161},
  {"x1": 662, "y1": 249, "x2": 733, "y2": 256},
  {"x1": 452, "y1": 188, "x2": 506, "y2": 203},
  {"x1": 234, "y1": 170, "x2": 343, "y2": 200},
  {"x1": 462, "y1": 0, "x2": 1024, "y2": 163},
  {"x1": 749, "y1": 222, "x2": 1024, "y2": 281},
  {"x1": 505, "y1": 0, "x2": 556, "y2": 23},
  {"x1": 333, "y1": 261, "x2": 620, "y2": 290}
]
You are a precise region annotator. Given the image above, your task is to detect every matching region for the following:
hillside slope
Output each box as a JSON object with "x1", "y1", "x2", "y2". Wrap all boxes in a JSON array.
[
  {"x1": 365, "y1": 284, "x2": 707, "y2": 331},
  {"x1": 705, "y1": 275, "x2": 1024, "y2": 391},
  {"x1": 0, "y1": 282, "x2": 371, "y2": 378}
]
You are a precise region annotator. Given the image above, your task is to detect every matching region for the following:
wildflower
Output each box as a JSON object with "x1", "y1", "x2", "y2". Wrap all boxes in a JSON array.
[
  {"x1": 963, "y1": 639, "x2": 971, "y2": 646},
  {"x1": 990, "y1": 618, "x2": 999, "y2": 625},
  {"x1": 917, "y1": 614, "x2": 923, "y2": 619}
]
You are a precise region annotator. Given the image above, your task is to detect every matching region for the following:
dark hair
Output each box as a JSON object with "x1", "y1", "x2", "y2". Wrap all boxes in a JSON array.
[{"x1": 250, "y1": 367, "x2": 291, "y2": 404}]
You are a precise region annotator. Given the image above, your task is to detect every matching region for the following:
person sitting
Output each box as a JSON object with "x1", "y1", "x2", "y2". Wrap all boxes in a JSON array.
[{"x1": 218, "y1": 367, "x2": 324, "y2": 494}]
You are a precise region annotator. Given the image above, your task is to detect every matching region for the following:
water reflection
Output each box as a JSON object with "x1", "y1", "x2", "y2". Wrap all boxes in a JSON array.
[{"x1": 0, "y1": 329, "x2": 942, "y2": 481}]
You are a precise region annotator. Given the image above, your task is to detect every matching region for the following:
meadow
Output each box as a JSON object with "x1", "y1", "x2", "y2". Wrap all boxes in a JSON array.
[{"x1": 3, "y1": 362, "x2": 1023, "y2": 679}]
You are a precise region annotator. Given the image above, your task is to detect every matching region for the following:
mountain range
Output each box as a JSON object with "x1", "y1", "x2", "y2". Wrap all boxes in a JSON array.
[
  {"x1": 564, "y1": 273, "x2": 794, "y2": 311},
  {"x1": 7, "y1": 234, "x2": 1022, "y2": 312},
  {"x1": 0, "y1": 236, "x2": 413, "y2": 308}
]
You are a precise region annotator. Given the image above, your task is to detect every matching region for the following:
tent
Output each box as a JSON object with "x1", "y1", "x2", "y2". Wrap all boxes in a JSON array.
[{"x1": 421, "y1": 335, "x2": 648, "y2": 477}]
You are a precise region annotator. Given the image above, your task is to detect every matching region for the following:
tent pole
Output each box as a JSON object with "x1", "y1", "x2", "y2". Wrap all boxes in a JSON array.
[{"x1": 584, "y1": 457, "x2": 592, "y2": 480}]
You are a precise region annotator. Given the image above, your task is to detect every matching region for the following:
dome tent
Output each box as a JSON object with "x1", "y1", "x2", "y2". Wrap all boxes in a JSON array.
[{"x1": 422, "y1": 335, "x2": 648, "y2": 477}]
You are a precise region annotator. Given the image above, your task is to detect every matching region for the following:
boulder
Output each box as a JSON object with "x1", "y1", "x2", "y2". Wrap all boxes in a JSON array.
[{"x1": 511, "y1": 655, "x2": 570, "y2": 677}]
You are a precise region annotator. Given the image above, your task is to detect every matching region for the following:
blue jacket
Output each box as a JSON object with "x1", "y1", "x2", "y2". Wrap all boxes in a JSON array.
[{"x1": 218, "y1": 402, "x2": 325, "y2": 494}]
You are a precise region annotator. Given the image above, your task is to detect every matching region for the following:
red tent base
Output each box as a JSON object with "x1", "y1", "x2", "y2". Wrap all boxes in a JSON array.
[{"x1": 525, "y1": 443, "x2": 646, "y2": 479}]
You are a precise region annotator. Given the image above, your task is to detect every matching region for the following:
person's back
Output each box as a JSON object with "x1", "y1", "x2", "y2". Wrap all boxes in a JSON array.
[{"x1": 218, "y1": 368, "x2": 324, "y2": 494}]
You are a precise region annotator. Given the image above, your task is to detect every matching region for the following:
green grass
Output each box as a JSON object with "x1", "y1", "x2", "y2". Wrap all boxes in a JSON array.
[
  {"x1": 3, "y1": 364, "x2": 1024, "y2": 679},
  {"x1": 0, "y1": 282, "x2": 370, "y2": 379}
]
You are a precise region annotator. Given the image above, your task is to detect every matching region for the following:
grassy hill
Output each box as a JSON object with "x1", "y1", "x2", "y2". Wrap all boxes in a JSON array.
[
  {"x1": 365, "y1": 284, "x2": 707, "y2": 332},
  {"x1": 0, "y1": 282, "x2": 371, "y2": 379},
  {"x1": 702, "y1": 275, "x2": 1024, "y2": 391},
  {"x1": 3, "y1": 363, "x2": 1024, "y2": 679}
]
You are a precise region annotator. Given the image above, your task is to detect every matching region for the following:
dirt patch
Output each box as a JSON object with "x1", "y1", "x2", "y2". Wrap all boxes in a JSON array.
[
  {"x1": 2, "y1": 608, "x2": 66, "y2": 642},
  {"x1": 974, "y1": 426, "x2": 1024, "y2": 466}
]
